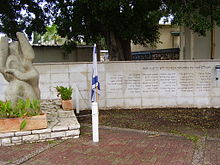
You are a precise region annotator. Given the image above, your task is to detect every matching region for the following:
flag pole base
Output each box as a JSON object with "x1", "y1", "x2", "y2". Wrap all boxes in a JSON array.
[{"x1": 92, "y1": 102, "x2": 99, "y2": 142}]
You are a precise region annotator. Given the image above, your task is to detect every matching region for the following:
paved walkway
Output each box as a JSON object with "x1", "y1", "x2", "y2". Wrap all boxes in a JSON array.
[{"x1": 0, "y1": 126, "x2": 220, "y2": 165}]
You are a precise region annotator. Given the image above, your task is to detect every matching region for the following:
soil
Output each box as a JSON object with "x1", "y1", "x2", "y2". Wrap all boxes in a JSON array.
[{"x1": 76, "y1": 108, "x2": 220, "y2": 138}]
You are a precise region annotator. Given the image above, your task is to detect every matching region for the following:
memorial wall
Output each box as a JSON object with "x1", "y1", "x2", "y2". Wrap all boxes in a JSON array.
[{"x1": 0, "y1": 61, "x2": 220, "y2": 109}]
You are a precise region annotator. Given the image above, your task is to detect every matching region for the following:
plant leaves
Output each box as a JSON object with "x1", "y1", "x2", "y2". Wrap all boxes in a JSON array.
[{"x1": 20, "y1": 119, "x2": 27, "y2": 130}]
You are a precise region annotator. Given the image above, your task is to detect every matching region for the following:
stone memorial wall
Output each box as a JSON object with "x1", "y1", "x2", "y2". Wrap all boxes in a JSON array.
[{"x1": 0, "y1": 61, "x2": 220, "y2": 109}]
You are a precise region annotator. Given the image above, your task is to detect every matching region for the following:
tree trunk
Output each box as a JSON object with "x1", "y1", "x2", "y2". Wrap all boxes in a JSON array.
[{"x1": 105, "y1": 32, "x2": 132, "y2": 61}]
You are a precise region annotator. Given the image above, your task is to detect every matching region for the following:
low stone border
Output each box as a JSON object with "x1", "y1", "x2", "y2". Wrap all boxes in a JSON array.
[
  {"x1": 0, "y1": 100, "x2": 80, "y2": 146},
  {"x1": 0, "y1": 125, "x2": 80, "y2": 146}
]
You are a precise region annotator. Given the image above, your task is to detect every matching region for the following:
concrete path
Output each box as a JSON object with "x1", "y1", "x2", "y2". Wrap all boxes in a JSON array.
[{"x1": 0, "y1": 126, "x2": 220, "y2": 165}]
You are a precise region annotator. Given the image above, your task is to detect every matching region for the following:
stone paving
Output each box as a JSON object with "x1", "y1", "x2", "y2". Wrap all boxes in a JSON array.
[
  {"x1": 0, "y1": 99, "x2": 220, "y2": 165},
  {"x1": 1, "y1": 125, "x2": 220, "y2": 165}
]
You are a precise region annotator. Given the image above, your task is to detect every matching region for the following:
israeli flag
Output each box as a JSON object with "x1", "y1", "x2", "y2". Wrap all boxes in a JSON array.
[{"x1": 91, "y1": 44, "x2": 100, "y2": 102}]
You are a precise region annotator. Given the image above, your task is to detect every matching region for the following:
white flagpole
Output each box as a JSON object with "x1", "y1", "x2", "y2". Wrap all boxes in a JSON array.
[
  {"x1": 91, "y1": 44, "x2": 100, "y2": 142},
  {"x1": 92, "y1": 101, "x2": 99, "y2": 142}
]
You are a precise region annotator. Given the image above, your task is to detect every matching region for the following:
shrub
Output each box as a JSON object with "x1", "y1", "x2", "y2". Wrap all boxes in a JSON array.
[{"x1": 56, "y1": 86, "x2": 73, "y2": 100}]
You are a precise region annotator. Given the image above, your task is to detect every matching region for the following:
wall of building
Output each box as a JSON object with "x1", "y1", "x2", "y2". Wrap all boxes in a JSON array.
[
  {"x1": 1, "y1": 61, "x2": 220, "y2": 109},
  {"x1": 183, "y1": 25, "x2": 220, "y2": 59},
  {"x1": 33, "y1": 46, "x2": 93, "y2": 63},
  {"x1": 131, "y1": 25, "x2": 180, "y2": 52}
]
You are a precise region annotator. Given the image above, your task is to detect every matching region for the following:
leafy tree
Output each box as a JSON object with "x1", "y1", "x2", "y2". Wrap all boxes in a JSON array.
[
  {"x1": 32, "y1": 32, "x2": 42, "y2": 44},
  {"x1": 53, "y1": 0, "x2": 162, "y2": 61},
  {"x1": 0, "y1": 0, "x2": 52, "y2": 40},
  {"x1": 163, "y1": 0, "x2": 220, "y2": 35},
  {"x1": 0, "y1": 0, "x2": 219, "y2": 60},
  {"x1": 42, "y1": 24, "x2": 65, "y2": 45}
]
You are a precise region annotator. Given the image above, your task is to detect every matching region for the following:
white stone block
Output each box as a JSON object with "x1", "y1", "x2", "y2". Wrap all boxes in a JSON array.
[
  {"x1": 52, "y1": 126, "x2": 68, "y2": 132},
  {"x1": 124, "y1": 98, "x2": 141, "y2": 108},
  {"x1": 12, "y1": 136, "x2": 22, "y2": 141},
  {"x1": 76, "y1": 90, "x2": 89, "y2": 100},
  {"x1": 106, "y1": 91, "x2": 123, "y2": 99},
  {"x1": 97, "y1": 63, "x2": 105, "y2": 72},
  {"x1": 0, "y1": 132, "x2": 14, "y2": 138},
  {"x1": 68, "y1": 124, "x2": 80, "y2": 130},
  {"x1": 69, "y1": 72, "x2": 87, "y2": 82},
  {"x1": 39, "y1": 83, "x2": 50, "y2": 93},
  {"x1": 66, "y1": 130, "x2": 80, "y2": 136},
  {"x1": 51, "y1": 65, "x2": 69, "y2": 73},
  {"x1": 210, "y1": 97, "x2": 220, "y2": 107},
  {"x1": 70, "y1": 81, "x2": 88, "y2": 90},
  {"x1": 41, "y1": 92, "x2": 52, "y2": 100},
  {"x1": 106, "y1": 99, "x2": 124, "y2": 108},
  {"x1": 1, "y1": 138, "x2": 11, "y2": 145},
  {"x1": 176, "y1": 97, "x2": 194, "y2": 106},
  {"x1": 51, "y1": 131, "x2": 65, "y2": 138},
  {"x1": 210, "y1": 87, "x2": 220, "y2": 97},
  {"x1": 57, "y1": 110, "x2": 74, "y2": 118},
  {"x1": 15, "y1": 131, "x2": 31, "y2": 136},
  {"x1": 142, "y1": 98, "x2": 160, "y2": 108},
  {"x1": 35, "y1": 65, "x2": 51, "y2": 74},
  {"x1": 159, "y1": 97, "x2": 177, "y2": 107},
  {"x1": 23, "y1": 135, "x2": 39, "y2": 142},
  {"x1": 69, "y1": 64, "x2": 87, "y2": 73},
  {"x1": 39, "y1": 133, "x2": 51, "y2": 140},
  {"x1": 98, "y1": 72, "x2": 105, "y2": 82},
  {"x1": 97, "y1": 99, "x2": 106, "y2": 109},
  {"x1": 12, "y1": 136, "x2": 22, "y2": 143},
  {"x1": 194, "y1": 97, "x2": 210, "y2": 107},
  {"x1": 51, "y1": 73, "x2": 69, "y2": 83},
  {"x1": 79, "y1": 99, "x2": 90, "y2": 110},
  {"x1": 39, "y1": 74, "x2": 50, "y2": 83},
  {"x1": 123, "y1": 63, "x2": 142, "y2": 71},
  {"x1": 32, "y1": 129, "x2": 52, "y2": 134},
  {"x1": 105, "y1": 63, "x2": 124, "y2": 72}
]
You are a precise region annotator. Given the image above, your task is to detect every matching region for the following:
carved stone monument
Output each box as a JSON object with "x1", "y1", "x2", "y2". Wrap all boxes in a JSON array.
[{"x1": 0, "y1": 32, "x2": 40, "y2": 106}]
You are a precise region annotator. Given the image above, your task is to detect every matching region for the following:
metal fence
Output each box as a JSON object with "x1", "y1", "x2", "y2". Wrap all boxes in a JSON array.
[{"x1": 132, "y1": 48, "x2": 180, "y2": 60}]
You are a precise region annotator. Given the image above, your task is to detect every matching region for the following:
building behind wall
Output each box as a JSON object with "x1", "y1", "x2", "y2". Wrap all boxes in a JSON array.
[
  {"x1": 131, "y1": 24, "x2": 180, "y2": 52},
  {"x1": 180, "y1": 25, "x2": 220, "y2": 60},
  {"x1": 131, "y1": 24, "x2": 180, "y2": 60},
  {"x1": 33, "y1": 45, "x2": 94, "y2": 63}
]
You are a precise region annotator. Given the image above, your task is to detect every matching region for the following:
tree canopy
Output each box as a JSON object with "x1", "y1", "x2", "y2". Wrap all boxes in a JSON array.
[{"x1": 0, "y1": 0, "x2": 219, "y2": 60}]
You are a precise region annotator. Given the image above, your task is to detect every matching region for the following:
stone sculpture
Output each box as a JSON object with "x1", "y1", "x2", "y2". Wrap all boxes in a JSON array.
[{"x1": 0, "y1": 32, "x2": 40, "y2": 106}]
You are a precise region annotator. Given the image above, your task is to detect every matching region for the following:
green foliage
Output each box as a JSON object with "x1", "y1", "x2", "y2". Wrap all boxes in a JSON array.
[
  {"x1": 163, "y1": 0, "x2": 220, "y2": 35},
  {"x1": 171, "y1": 130, "x2": 200, "y2": 143},
  {"x1": 0, "y1": 0, "x2": 50, "y2": 40},
  {"x1": 1, "y1": 0, "x2": 219, "y2": 59},
  {"x1": 0, "y1": 99, "x2": 41, "y2": 118},
  {"x1": 56, "y1": 86, "x2": 73, "y2": 100},
  {"x1": 53, "y1": 0, "x2": 162, "y2": 46},
  {"x1": 20, "y1": 119, "x2": 27, "y2": 130},
  {"x1": 42, "y1": 24, "x2": 66, "y2": 45},
  {"x1": 61, "y1": 40, "x2": 77, "y2": 54}
]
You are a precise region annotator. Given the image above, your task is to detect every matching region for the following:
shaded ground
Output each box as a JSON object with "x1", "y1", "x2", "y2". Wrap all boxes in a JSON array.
[{"x1": 76, "y1": 108, "x2": 220, "y2": 138}]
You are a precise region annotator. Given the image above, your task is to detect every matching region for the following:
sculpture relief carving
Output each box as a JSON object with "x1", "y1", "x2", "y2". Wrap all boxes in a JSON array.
[{"x1": 0, "y1": 32, "x2": 40, "y2": 106}]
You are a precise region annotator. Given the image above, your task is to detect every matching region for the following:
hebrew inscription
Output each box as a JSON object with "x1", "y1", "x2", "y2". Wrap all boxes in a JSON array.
[
  {"x1": 106, "y1": 65, "x2": 213, "y2": 98},
  {"x1": 106, "y1": 73, "x2": 123, "y2": 97},
  {"x1": 124, "y1": 73, "x2": 141, "y2": 94}
]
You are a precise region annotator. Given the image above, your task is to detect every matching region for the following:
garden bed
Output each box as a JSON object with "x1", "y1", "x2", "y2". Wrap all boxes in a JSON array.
[
  {"x1": 76, "y1": 108, "x2": 220, "y2": 138},
  {"x1": 0, "y1": 114, "x2": 47, "y2": 133}
]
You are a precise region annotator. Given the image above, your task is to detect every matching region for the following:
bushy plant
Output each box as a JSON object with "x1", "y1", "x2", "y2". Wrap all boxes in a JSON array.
[
  {"x1": 56, "y1": 86, "x2": 73, "y2": 100},
  {"x1": 0, "y1": 99, "x2": 41, "y2": 118}
]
